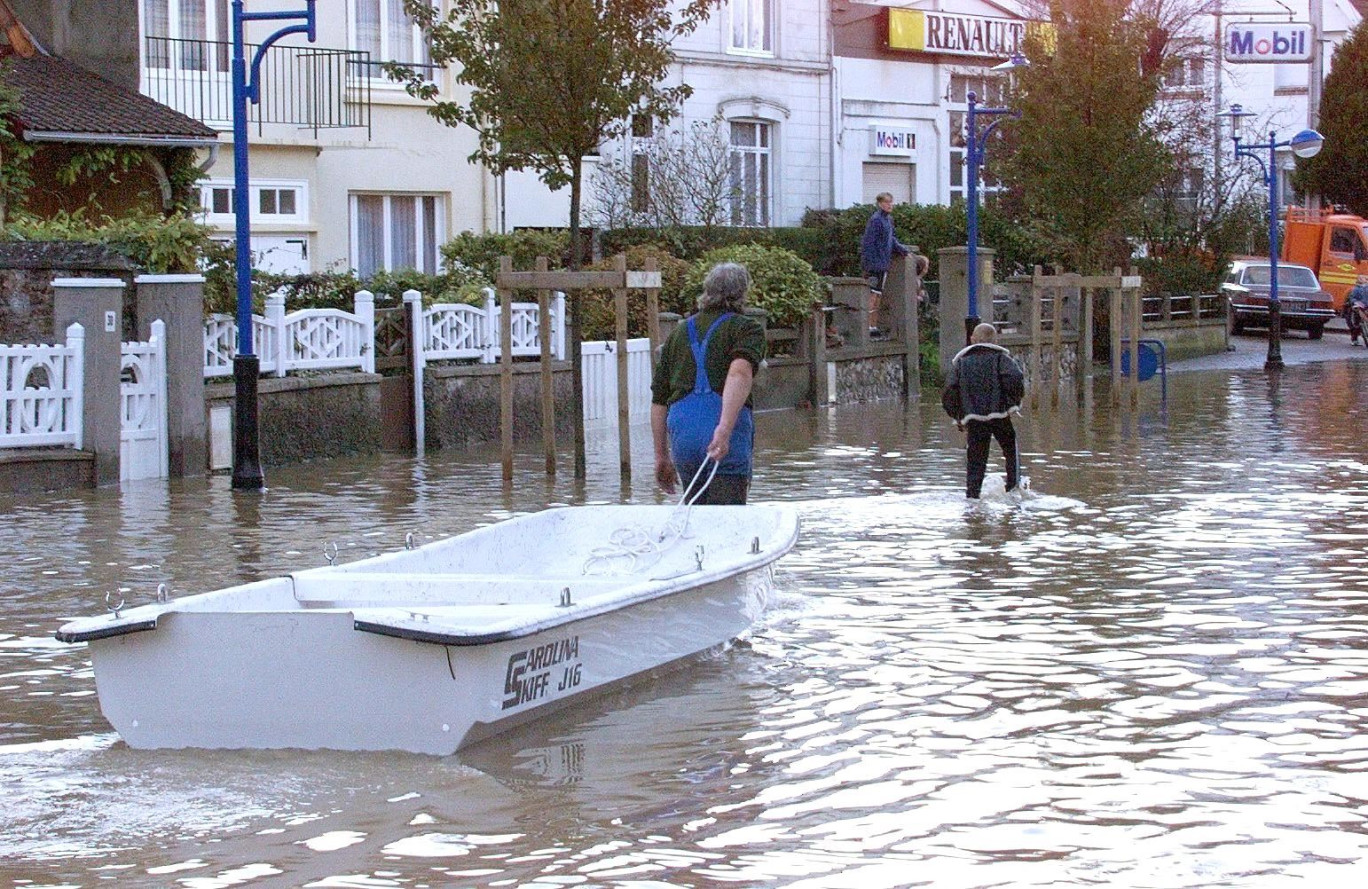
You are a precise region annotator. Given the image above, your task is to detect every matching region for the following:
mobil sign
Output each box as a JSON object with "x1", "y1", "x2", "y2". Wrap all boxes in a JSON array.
[{"x1": 1225, "y1": 22, "x2": 1313, "y2": 63}]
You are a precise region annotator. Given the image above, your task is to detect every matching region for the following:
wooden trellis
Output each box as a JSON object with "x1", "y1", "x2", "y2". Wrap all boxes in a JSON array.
[{"x1": 494, "y1": 255, "x2": 661, "y2": 482}]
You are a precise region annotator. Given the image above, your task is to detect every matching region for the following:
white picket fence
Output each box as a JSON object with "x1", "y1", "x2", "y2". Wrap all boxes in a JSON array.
[
  {"x1": 581, "y1": 338, "x2": 652, "y2": 426},
  {"x1": 205, "y1": 288, "x2": 567, "y2": 379},
  {"x1": 204, "y1": 290, "x2": 376, "y2": 378},
  {"x1": 0, "y1": 323, "x2": 85, "y2": 450},
  {"x1": 416, "y1": 287, "x2": 567, "y2": 364}
]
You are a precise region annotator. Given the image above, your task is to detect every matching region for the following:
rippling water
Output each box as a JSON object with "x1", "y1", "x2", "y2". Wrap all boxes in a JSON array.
[{"x1": 2, "y1": 362, "x2": 1367, "y2": 887}]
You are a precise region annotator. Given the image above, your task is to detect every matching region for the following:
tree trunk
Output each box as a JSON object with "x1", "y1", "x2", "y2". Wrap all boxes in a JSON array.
[{"x1": 568, "y1": 160, "x2": 587, "y2": 478}]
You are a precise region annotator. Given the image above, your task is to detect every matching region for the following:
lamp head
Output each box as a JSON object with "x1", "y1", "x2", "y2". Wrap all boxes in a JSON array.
[
  {"x1": 992, "y1": 52, "x2": 1030, "y2": 72},
  {"x1": 1289, "y1": 129, "x2": 1324, "y2": 159}
]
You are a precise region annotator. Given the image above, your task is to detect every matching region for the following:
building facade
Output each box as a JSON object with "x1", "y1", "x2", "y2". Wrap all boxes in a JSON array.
[{"x1": 11, "y1": 0, "x2": 488, "y2": 277}]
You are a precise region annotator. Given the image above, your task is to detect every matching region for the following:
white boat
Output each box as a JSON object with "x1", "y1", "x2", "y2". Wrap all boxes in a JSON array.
[{"x1": 56, "y1": 504, "x2": 799, "y2": 755}]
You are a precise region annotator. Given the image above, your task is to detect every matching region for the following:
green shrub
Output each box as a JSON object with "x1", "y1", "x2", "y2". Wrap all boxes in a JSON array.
[
  {"x1": 578, "y1": 245, "x2": 692, "y2": 341},
  {"x1": 682, "y1": 244, "x2": 824, "y2": 328},
  {"x1": 4, "y1": 208, "x2": 211, "y2": 272},
  {"x1": 440, "y1": 229, "x2": 570, "y2": 281}
]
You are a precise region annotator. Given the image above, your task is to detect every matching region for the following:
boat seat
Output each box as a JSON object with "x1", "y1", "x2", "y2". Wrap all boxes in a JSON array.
[{"x1": 291, "y1": 571, "x2": 620, "y2": 609}]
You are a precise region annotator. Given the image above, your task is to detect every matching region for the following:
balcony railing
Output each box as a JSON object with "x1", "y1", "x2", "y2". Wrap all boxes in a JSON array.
[{"x1": 141, "y1": 37, "x2": 372, "y2": 137}]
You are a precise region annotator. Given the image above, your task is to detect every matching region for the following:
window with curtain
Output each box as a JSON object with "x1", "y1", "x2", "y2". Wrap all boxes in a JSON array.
[
  {"x1": 729, "y1": 0, "x2": 773, "y2": 54},
  {"x1": 351, "y1": 0, "x2": 430, "y2": 68},
  {"x1": 728, "y1": 121, "x2": 771, "y2": 227},
  {"x1": 351, "y1": 194, "x2": 443, "y2": 277},
  {"x1": 142, "y1": 0, "x2": 228, "y2": 70}
]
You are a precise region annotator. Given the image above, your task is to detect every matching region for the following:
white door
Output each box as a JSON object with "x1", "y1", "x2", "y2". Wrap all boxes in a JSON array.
[{"x1": 120, "y1": 321, "x2": 169, "y2": 481}]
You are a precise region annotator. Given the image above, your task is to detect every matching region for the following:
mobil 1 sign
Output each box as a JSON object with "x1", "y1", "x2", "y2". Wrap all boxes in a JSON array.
[{"x1": 1225, "y1": 22, "x2": 1312, "y2": 63}]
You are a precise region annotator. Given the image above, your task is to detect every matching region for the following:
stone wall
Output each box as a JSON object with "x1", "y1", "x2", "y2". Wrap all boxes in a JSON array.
[
  {"x1": 205, "y1": 373, "x2": 383, "y2": 468},
  {"x1": 424, "y1": 362, "x2": 577, "y2": 450},
  {"x1": 0, "y1": 242, "x2": 137, "y2": 343}
]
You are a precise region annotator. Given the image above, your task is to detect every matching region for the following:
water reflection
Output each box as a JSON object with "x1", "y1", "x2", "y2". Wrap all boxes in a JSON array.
[{"x1": 2, "y1": 363, "x2": 1367, "y2": 886}]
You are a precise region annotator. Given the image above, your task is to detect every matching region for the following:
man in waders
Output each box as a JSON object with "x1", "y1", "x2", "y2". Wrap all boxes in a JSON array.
[{"x1": 651, "y1": 262, "x2": 766, "y2": 505}]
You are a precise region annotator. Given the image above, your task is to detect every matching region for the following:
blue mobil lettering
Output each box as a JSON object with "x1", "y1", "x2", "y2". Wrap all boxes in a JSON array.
[
  {"x1": 502, "y1": 636, "x2": 581, "y2": 710},
  {"x1": 875, "y1": 130, "x2": 913, "y2": 151},
  {"x1": 1225, "y1": 24, "x2": 1311, "y2": 63}
]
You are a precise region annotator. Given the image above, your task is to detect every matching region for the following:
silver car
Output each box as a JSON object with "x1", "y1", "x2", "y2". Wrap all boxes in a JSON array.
[{"x1": 1221, "y1": 261, "x2": 1337, "y2": 339}]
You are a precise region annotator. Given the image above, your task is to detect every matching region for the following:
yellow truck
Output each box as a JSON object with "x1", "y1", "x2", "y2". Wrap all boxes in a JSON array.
[{"x1": 1281, "y1": 207, "x2": 1368, "y2": 313}]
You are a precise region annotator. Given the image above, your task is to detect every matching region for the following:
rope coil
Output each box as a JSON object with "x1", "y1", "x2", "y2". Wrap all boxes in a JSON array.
[{"x1": 583, "y1": 458, "x2": 720, "y2": 576}]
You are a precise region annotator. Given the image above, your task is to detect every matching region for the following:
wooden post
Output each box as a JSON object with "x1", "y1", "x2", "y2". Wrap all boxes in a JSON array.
[
  {"x1": 1080, "y1": 282, "x2": 1094, "y2": 396},
  {"x1": 1109, "y1": 278, "x2": 1122, "y2": 405},
  {"x1": 1030, "y1": 267, "x2": 1043, "y2": 410},
  {"x1": 613, "y1": 254, "x2": 631, "y2": 481},
  {"x1": 1051, "y1": 276, "x2": 1062, "y2": 408},
  {"x1": 499, "y1": 256, "x2": 514, "y2": 481},
  {"x1": 645, "y1": 253, "x2": 661, "y2": 372},
  {"x1": 536, "y1": 256, "x2": 555, "y2": 475},
  {"x1": 1128, "y1": 270, "x2": 1142, "y2": 408}
]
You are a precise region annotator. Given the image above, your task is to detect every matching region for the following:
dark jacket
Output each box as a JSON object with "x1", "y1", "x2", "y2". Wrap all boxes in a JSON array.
[
  {"x1": 941, "y1": 342, "x2": 1025, "y2": 423},
  {"x1": 859, "y1": 208, "x2": 908, "y2": 274}
]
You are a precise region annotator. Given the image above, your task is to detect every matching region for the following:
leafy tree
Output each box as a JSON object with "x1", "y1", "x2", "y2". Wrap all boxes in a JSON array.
[
  {"x1": 999, "y1": 0, "x2": 1171, "y2": 272},
  {"x1": 1295, "y1": 20, "x2": 1368, "y2": 215},
  {"x1": 392, "y1": 0, "x2": 719, "y2": 272},
  {"x1": 392, "y1": 0, "x2": 719, "y2": 476}
]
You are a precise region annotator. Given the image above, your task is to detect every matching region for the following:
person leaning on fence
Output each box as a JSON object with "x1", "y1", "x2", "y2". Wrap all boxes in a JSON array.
[
  {"x1": 651, "y1": 262, "x2": 766, "y2": 505},
  {"x1": 941, "y1": 322, "x2": 1025, "y2": 499},
  {"x1": 859, "y1": 192, "x2": 909, "y2": 338}
]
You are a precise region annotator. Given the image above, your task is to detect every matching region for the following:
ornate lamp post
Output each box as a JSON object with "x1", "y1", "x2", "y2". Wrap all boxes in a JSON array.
[
  {"x1": 229, "y1": 0, "x2": 317, "y2": 490},
  {"x1": 963, "y1": 53, "x2": 1028, "y2": 345},
  {"x1": 1220, "y1": 104, "x2": 1324, "y2": 371}
]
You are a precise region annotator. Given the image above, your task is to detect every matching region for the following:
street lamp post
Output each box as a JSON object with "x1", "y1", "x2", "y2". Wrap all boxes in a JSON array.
[
  {"x1": 229, "y1": 0, "x2": 317, "y2": 490},
  {"x1": 1221, "y1": 104, "x2": 1324, "y2": 371},
  {"x1": 964, "y1": 54, "x2": 1027, "y2": 344}
]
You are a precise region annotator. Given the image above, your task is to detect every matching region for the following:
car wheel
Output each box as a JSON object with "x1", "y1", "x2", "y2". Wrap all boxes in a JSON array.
[
  {"x1": 1308, "y1": 324, "x2": 1324, "y2": 340},
  {"x1": 1230, "y1": 313, "x2": 1245, "y2": 335}
]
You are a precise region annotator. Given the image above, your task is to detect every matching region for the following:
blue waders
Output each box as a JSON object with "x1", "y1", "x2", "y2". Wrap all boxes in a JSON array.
[{"x1": 666, "y1": 314, "x2": 754, "y2": 503}]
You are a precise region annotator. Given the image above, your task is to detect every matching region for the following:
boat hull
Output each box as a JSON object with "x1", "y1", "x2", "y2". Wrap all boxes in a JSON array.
[{"x1": 85, "y1": 564, "x2": 774, "y2": 754}]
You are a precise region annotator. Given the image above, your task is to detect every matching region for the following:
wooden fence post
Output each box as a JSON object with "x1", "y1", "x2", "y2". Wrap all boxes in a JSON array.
[
  {"x1": 499, "y1": 256, "x2": 514, "y2": 481},
  {"x1": 1030, "y1": 267, "x2": 1043, "y2": 410},
  {"x1": 1128, "y1": 268, "x2": 1141, "y2": 408},
  {"x1": 536, "y1": 256, "x2": 555, "y2": 475},
  {"x1": 613, "y1": 254, "x2": 631, "y2": 481},
  {"x1": 645, "y1": 253, "x2": 661, "y2": 372}
]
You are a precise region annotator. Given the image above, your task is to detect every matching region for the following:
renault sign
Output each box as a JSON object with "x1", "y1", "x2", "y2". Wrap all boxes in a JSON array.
[{"x1": 1225, "y1": 22, "x2": 1313, "y2": 63}]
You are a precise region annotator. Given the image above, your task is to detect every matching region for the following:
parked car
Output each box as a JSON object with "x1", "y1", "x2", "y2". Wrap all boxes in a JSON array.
[{"x1": 1221, "y1": 260, "x2": 1337, "y2": 339}]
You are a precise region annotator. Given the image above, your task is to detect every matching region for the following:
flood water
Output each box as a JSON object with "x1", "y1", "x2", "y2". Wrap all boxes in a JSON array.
[{"x1": 2, "y1": 360, "x2": 1367, "y2": 887}]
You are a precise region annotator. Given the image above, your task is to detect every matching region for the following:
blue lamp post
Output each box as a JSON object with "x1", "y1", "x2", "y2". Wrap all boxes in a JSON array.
[
  {"x1": 1221, "y1": 104, "x2": 1324, "y2": 371},
  {"x1": 229, "y1": 0, "x2": 317, "y2": 490},
  {"x1": 964, "y1": 53, "x2": 1027, "y2": 344}
]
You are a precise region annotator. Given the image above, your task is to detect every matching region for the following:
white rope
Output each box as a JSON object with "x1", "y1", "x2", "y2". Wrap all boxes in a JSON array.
[{"x1": 582, "y1": 457, "x2": 719, "y2": 576}]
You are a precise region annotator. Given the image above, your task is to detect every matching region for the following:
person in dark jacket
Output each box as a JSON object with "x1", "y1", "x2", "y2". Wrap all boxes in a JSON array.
[
  {"x1": 859, "y1": 192, "x2": 909, "y2": 337},
  {"x1": 942, "y1": 323, "x2": 1026, "y2": 499}
]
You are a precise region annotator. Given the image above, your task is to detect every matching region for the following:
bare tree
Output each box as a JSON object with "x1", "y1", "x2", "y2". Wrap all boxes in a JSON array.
[{"x1": 587, "y1": 116, "x2": 739, "y2": 234}]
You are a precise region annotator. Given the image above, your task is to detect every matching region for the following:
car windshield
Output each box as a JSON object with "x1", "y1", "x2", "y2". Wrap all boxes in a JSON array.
[{"x1": 1242, "y1": 266, "x2": 1318, "y2": 288}]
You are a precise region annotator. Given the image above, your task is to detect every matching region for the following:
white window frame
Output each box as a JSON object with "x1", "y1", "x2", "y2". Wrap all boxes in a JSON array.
[
  {"x1": 1161, "y1": 54, "x2": 1206, "y2": 92},
  {"x1": 141, "y1": 0, "x2": 230, "y2": 71},
  {"x1": 198, "y1": 179, "x2": 309, "y2": 225},
  {"x1": 348, "y1": 0, "x2": 432, "y2": 82},
  {"x1": 349, "y1": 193, "x2": 445, "y2": 276},
  {"x1": 947, "y1": 72, "x2": 1009, "y2": 206},
  {"x1": 727, "y1": 119, "x2": 773, "y2": 228},
  {"x1": 728, "y1": 0, "x2": 774, "y2": 56}
]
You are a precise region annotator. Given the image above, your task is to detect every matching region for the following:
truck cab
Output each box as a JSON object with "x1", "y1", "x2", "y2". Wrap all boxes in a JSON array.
[{"x1": 1282, "y1": 208, "x2": 1368, "y2": 312}]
